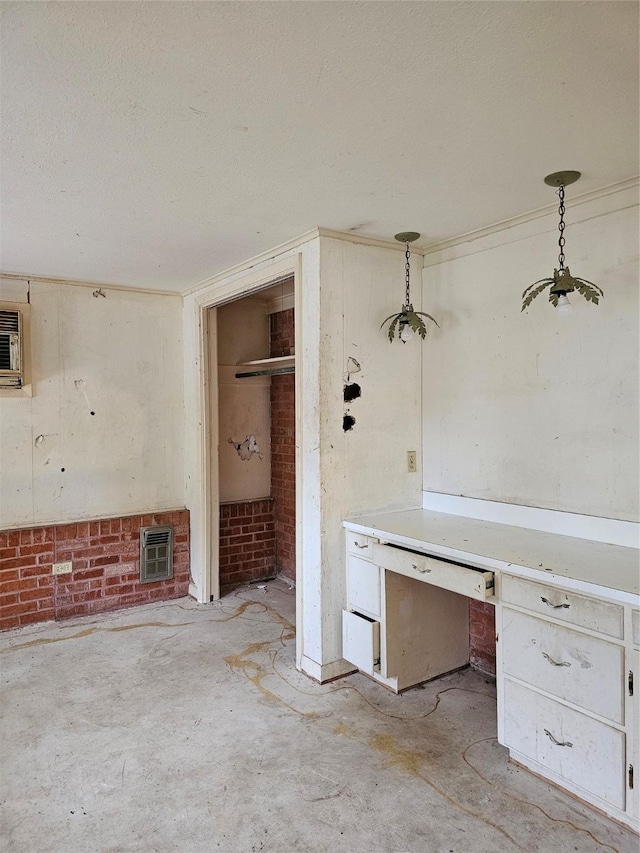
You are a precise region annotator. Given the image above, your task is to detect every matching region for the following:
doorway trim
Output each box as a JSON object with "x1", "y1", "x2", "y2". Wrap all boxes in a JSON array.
[{"x1": 185, "y1": 252, "x2": 303, "y2": 646}]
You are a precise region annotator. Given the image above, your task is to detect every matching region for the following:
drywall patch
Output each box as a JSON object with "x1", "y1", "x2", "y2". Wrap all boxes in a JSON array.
[
  {"x1": 228, "y1": 434, "x2": 264, "y2": 461},
  {"x1": 346, "y1": 356, "x2": 361, "y2": 381}
]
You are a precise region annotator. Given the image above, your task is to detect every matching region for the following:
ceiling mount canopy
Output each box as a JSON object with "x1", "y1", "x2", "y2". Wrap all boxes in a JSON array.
[
  {"x1": 543, "y1": 170, "x2": 581, "y2": 188},
  {"x1": 393, "y1": 231, "x2": 421, "y2": 244}
]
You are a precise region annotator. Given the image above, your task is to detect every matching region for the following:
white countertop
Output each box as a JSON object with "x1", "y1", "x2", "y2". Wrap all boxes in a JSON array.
[{"x1": 344, "y1": 509, "x2": 640, "y2": 604}]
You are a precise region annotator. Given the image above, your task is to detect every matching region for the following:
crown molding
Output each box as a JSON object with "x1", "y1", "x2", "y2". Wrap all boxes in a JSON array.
[
  {"x1": 316, "y1": 227, "x2": 427, "y2": 254},
  {"x1": 0, "y1": 272, "x2": 181, "y2": 298},
  {"x1": 182, "y1": 229, "x2": 321, "y2": 296},
  {"x1": 421, "y1": 176, "x2": 639, "y2": 259},
  {"x1": 182, "y1": 226, "x2": 426, "y2": 297}
]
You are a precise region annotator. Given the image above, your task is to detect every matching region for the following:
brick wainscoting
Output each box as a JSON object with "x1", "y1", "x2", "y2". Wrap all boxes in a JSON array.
[
  {"x1": 219, "y1": 498, "x2": 275, "y2": 588},
  {"x1": 469, "y1": 599, "x2": 496, "y2": 677},
  {"x1": 0, "y1": 510, "x2": 190, "y2": 631}
]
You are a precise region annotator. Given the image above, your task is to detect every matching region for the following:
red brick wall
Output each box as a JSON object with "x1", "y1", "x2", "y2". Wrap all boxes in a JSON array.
[
  {"x1": 0, "y1": 510, "x2": 190, "y2": 631},
  {"x1": 469, "y1": 599, "x2": 496, "y2": 677},
  {"x1": 270, "y1": 307, "x2": 296, "y2": 581},
  {"x1": 219, "y1": 498, "x2": 275, "y2": 587}
]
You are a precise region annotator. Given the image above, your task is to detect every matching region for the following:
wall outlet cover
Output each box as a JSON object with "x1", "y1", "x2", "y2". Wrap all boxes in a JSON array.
[
  {"x1": 407, "y1": 451, "x2": 417, "y2": 473},
  {"x1": 52, "y1": 561, "x2": 72, "y2": 575}
]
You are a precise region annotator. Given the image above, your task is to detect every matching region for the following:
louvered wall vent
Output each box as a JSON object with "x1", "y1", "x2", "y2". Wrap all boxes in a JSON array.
[
  {"x1": 0, "y1": 309, "x2": 22, "y2": 388},
  {"x1": 140, "y1": 525, "x2": 173, "y2": 583}
]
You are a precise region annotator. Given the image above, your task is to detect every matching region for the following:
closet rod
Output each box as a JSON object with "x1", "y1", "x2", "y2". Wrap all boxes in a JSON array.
[{"x1": 235, "y1": 366, "x2": 295, "y2": 379}]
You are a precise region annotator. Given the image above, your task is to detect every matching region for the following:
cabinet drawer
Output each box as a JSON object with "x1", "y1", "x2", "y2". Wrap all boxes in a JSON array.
[
  {"x1": 346, "y1": 531, "x2": 374, "y2": 560},
  {"x1": 347, "y1": 555, "x2": 381, "y2": 618},
  {"x1": 503, "y1": 679, "x2": 626, "y2": 810},
  {"x1": 501, "y1": 608, "x2": 624, "y2": 723},
  {"x1": 501, "y1": 575, "x2": 623, "y2": 639},
  {"x1": 342, "y1": 609, "x2": 380, "y2": 676},
  {"x1": 633, "y1": 610, "x2": 639, "y2": 648},
  {"x1": 372, "y1": 543, "x2": 494, "y2": 601}
]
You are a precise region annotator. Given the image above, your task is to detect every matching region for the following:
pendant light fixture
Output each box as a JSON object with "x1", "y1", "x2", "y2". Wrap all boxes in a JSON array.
[
  {"x1": 521, "y1": 171, "x2": 604, "y2": 313},
  {"x1": 380, "y1": 232, "x2": 439, "y2": 343}
]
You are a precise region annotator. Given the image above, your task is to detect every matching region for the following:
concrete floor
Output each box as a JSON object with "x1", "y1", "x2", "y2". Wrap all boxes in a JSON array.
[{"x1": 1, "y1": 579, "x2": 637, "y2": 853}]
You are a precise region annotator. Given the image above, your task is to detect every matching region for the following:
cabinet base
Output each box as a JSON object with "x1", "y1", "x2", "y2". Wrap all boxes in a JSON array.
[{"x1": 509, "y1": 751, "x2": 639, "y2": 834}]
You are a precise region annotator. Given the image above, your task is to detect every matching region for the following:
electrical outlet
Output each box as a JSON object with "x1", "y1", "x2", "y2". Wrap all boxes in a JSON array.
[
  {"x1": 52, "y1": 561, "x2": 72, "y2": 575},
  {"x1": 407, "y1": 450, "x2": 417, "y2": 473}
]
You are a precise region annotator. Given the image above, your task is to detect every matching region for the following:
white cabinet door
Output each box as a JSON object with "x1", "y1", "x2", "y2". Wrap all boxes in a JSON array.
[
  {"x1": 346, "y1": 556, "x2": 380, "y2": 618},
  {"x1": 342, "y1": 610, "x2": 380, "y2": 676},
  {"x1": 501, "y1": 575, "x2": 624, "y2": 638},
  {"x1": 373, "y1": 543, "x2": 494, "y2": 601},
  {"x1": 503, "y1": 679, "x2": 626, "y2": 811},
  {"x1": 346, "y1": 531, "x2": 374, "y2": 558},
  {"x1": 501, "y1": 608, "x2": 625, "y2": 723},
  {"x1": 631, "y1": 649, "x2": 639, "y2": 820}
]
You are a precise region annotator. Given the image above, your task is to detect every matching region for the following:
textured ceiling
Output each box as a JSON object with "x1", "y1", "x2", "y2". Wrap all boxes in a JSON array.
[{"x1": 1, "y1": 1, "x2": 638, "y2": 292}]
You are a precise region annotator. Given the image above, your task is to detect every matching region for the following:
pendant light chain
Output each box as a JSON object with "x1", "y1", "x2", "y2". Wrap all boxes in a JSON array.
[
  {"x1": 557, "y1": 184, "x2": 566, "y2": 272},
  {"x1": 404, "y1": 242, "x2": 411, "y2": 309},
  {"x1": 521, "y1": 170, "x2": 604, "y2": 312}
]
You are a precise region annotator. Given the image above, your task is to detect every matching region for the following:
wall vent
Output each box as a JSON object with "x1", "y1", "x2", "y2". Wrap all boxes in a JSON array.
[
  {"x1": 0, "y1": 309, "x2": 22, "y2": 388},
  {"x1": 139, "y1": 525, "x2": 173, "y2": 583}
]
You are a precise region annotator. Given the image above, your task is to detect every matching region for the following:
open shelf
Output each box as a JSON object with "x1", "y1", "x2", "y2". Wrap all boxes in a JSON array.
[{"x1": 235, "y1": 355, "x2": 295, "y2": 378}]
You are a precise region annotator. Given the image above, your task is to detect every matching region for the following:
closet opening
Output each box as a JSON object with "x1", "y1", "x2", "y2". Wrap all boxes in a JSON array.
[{"x1": 213, "y1": 278, "x2": 296, "y2": 593}]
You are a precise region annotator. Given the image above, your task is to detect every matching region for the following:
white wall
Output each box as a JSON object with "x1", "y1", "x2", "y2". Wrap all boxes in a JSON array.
[
  {"x1": 216, "y1": 299, "x2": 271, "y2": 503},
  {"x1": 0, "y1": 279, "x2": 185, "y2": 528},
  {"x1": 421, "y1": 186, "x2": 639, "y2": 522},
  {"x1": 313, "y1": 236, "x2": 424, "y2": 670}
]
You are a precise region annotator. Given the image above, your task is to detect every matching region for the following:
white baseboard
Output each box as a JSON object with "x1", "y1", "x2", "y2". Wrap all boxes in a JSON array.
[
  {"x1": 298, "y1": 654, "x2": 356, "y2": 684},
  {"x1": 422, "y1": 492, "x2": 638, "y2": 549}
]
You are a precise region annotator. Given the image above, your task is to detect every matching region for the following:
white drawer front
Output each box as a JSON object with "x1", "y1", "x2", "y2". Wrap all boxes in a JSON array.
[
  {"x1": 372, "y1": 543, "x2": 494, "y2": 601},
  {"x1": 346, "y1": 531, "x2": 374, "y2": 560},
  {"x1": 501, "y1": 575, "x2": 623, "y2": 639},
  {"x1": 632, "y1": 609, "x2": 639, "y2": 648},
  {"x1": 347, "y1": 555, "x2": 381, "y2": 618},
  {"x1": 501, "y1": 608, "x2": 624, "y2": 723},
  {"x1": 503, "y1": 679, "x2": 626, "y2": 810},
  {"x1": 342, "y1": 610, "x2": 380, "y2": 676}
]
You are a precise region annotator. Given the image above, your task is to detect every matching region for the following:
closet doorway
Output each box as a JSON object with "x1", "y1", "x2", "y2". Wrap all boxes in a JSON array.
[{"x1": 211, "y1": 278, "x2": 296, "y2": 595}]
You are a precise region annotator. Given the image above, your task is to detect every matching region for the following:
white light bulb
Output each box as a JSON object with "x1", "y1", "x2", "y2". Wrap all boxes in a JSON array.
[
  {"x1": 556, "y1": 293, "x2": 573, "y2": 317},
  {"x1": 400, "y1": 323, "x2": 413, "y2": 343}
]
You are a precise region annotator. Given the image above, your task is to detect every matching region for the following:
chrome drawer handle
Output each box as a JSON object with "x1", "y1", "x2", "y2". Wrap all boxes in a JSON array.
[
  {"x1": 413, "y1": 563, "x2": 431, "y2": 573},
  {"x1": 542, "y1": 652, "x2": 571, "y2": 668},
  {"x1": 540, "y1": 596, "x2": 570, "y2": 610},
  {"x1": 353, "y1": 542, "x2": 369, "y2": 549},
  {"x1": 544, "y1": 729, "x2": 573, "y2": 748}
]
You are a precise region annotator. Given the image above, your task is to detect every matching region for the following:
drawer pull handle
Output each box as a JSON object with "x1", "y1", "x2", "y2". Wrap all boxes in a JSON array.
[
  {"x1": 413, "y1": 563, "x2": 431, "y2": 573},
  {"x1": 353, "y1": 542, "x2": 369, "y2": 549},
  {"x1": 540, "y1": 596, "x2": 570, "y2": 610},
  {"x1": 542, "y1": 652, "x2": 571, "y2": 668},
  {"x1": 544, "y1": 729, "x2": 573, "y2": 748}
]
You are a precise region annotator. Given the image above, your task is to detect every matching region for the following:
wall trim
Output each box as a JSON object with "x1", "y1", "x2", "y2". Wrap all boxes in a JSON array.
[
  {"x1": 316, "y1": 228, "x2": 427, "y2": 254},
  {"x1": 182, "y1": 227, "x2": 427, "y2": 298},
  {"x1": 420, "y1": 176, "x2": 639, "y2": 261},
  {"x1": 0, "y1": 273, "x2": 182, "y2": 299},
  {"x1": 422, "y1": 491, "x2": 639, "y2": 549},
  {"x1": 182, "y1": 230, "x2": 320, "y2": 297},
  {"x1": 1, "y1": 506, "x2": 188, "y2": 532},
  {"x1": 298, "y1": 654, "x2": 356, "y2": 683}
]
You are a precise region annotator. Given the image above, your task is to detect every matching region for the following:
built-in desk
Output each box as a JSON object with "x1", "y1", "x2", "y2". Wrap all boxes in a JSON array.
[{"x1": 342, "y1": 509, "x2": 640, "y2": 832}]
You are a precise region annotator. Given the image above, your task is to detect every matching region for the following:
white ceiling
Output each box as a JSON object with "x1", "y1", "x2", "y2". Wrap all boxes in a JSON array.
[{"x1": 1, "y1": 1, "x2": 638, "y2": 293}]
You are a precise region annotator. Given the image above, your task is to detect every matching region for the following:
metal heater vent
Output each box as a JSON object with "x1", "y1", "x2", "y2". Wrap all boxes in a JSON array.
[{"x1": 140, "y1": 525, "x2": 173, "y2": 583}]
